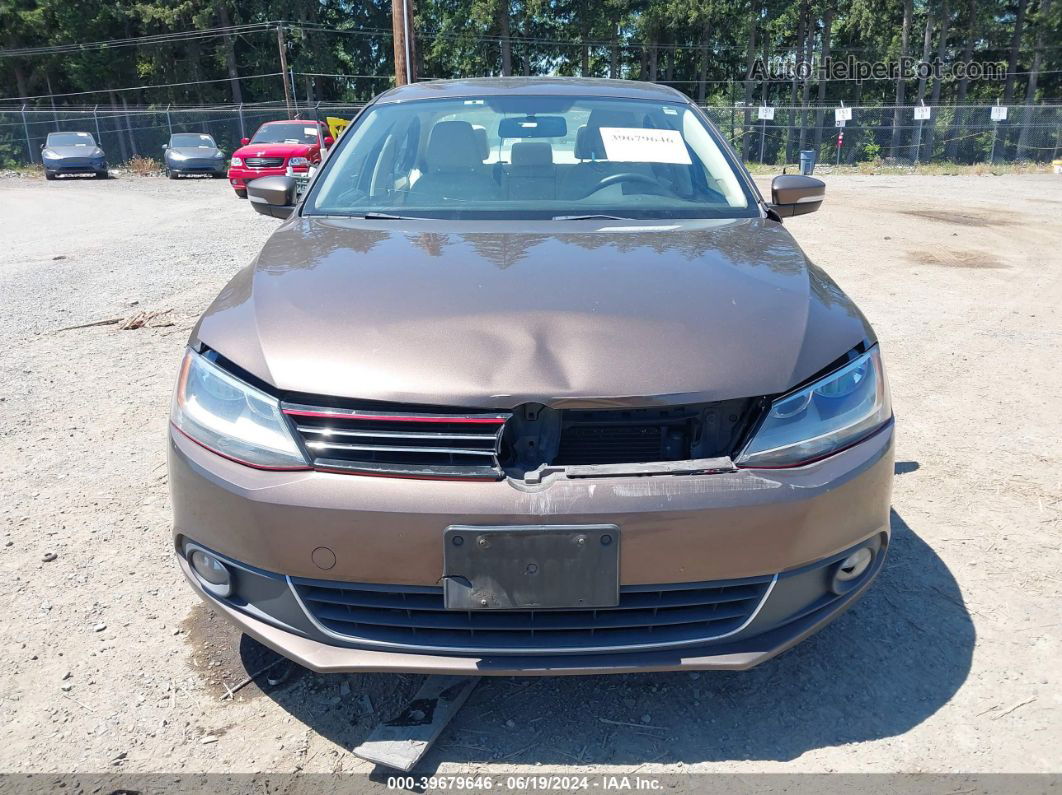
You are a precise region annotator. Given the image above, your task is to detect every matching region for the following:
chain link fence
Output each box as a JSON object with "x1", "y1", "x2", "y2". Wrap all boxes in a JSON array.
[
  {"x1": 702, "y1": 104, "x2": 1062, "y2": 166},
  {"x1": 1, "y1": 101, "x2": 1059, "y2": 168}
]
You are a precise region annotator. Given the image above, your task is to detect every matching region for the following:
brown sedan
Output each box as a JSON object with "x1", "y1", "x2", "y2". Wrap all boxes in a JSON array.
[{"x1": 169, "y1": 78, "x2": 893, "y2": 675}]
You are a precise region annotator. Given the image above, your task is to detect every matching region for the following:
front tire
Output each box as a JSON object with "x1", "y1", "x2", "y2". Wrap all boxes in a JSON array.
[
  {"x1": 167, "y1": 169, "x2": 179, "y2": 180},
  {"x1": 235, "y1": 188, "x2": 247, "y2": 199},
  {"x1": 45, "y1": 171, "x2": 56, "y2": 181},
  {"x1": 95, "y1": 171, "x2": 109, "y2": 179}
]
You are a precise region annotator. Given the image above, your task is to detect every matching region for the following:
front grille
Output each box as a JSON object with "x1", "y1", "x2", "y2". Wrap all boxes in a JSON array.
[
  {"x1": 269, "y1": 392, "x2": 760, "y2": 479},
  {"x1": 290, "y1": 575, "x2": 773, "y2": 654},
  {"x1": 283, "y1": 402, "x2": 511, "y2": 479},
  {"x1": 556, "y1": 412, "x2": 692, "y2": 465},
  {"x1": 245, "y1": 156, "x2": 284, "y2": 168}
]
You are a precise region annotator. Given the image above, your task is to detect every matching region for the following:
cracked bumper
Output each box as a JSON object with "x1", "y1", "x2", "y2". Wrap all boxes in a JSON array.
[{"x1": 170, "y1": 423, "x2": 893, "y2": 674}]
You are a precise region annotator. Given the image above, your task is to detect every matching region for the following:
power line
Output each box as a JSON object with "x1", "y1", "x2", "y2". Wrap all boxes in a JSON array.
[
  {"x1": 4, "y1": 94, "x2": 1059, "y2": 113},
  {"x1": 4, "y1": 18, "x2": 1062, "y2": 61},
  {"x1": 6, "y1": 72, "x2": 285, "y2": 101},
  {"x1": 296, "y1": 72, "x2": 394, "y2": 80},
  {"x1": 294, "y1": 21, "x2": 1062, "y2": 55},
  {"x1": 10, "y1": 66, "x2": 1058, "y2": 106},
  {"x1": 0, "y1": 22, "x2": 280, "y2": 59}
]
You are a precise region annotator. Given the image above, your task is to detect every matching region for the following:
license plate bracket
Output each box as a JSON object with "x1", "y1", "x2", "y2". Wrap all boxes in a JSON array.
[{"x1": 443, "y1": 524, "x2": 620, "y2": 610}]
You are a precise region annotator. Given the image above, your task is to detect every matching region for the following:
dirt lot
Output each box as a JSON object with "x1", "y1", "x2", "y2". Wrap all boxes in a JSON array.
[{"x1": 0, "y1": 173, "x2": 1059, "y2": 781}]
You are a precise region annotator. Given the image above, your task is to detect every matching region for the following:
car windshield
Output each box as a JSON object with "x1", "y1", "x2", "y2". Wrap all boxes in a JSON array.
[
  {"x1": 306, "y1": 95, "x2": 757, "y2": 220},
  {"x1": 171, "y1": 133, "x2": 216, "y2": 148},
  {"x1": 252, "y1": 123, "x2": 320, "y2": 145},
  {"x1": 47, "y1": 132, "x2": 96, "y2": 147}
]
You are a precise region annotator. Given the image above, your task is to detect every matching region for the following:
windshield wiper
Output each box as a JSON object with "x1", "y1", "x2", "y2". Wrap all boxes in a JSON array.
[
  {"x1": 361, "y1": 211, "x2": 435, "y2": 220},
  {"x1": 552, "y1": 214, "x2": 635, "y2": 221}
]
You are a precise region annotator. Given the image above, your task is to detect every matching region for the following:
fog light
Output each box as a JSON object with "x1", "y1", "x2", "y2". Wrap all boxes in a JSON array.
[
  {"x1": 187, "y1": 546, "x2": 232, "y2": 598},
  {"x1": 831, "y1": 546, "x2": 874, "y2": 594}
]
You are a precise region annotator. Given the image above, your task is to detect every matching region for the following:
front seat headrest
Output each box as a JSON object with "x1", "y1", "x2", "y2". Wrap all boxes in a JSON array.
[
  {"x1": 425, "y1": 120, "x2": 484, "y2": 171},
  {"x1": 511, "y1": 141, "x2": 554, "y2": 166},
  {"x1": 473, "y1": 126, "x2": 489, "y2": 160}
]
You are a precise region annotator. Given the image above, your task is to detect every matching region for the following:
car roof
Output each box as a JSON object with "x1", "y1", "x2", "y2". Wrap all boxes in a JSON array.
[
  {"x1": 373, "y1": 77, "x2": 690, "y2": 105},
  {"x1": 260, "y1": 119, "x2": 326, "y2": 125}
]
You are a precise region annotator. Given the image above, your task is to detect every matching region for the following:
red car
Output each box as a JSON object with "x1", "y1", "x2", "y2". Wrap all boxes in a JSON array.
[{"x1": 227, "y1": 120, "x2": 334, "y2": 198}]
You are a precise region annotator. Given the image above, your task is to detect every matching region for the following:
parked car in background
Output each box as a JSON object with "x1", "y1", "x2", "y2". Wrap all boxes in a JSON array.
[
  {"x1": 226, "y1": 120, "x2": 332, "y2": 198},
  {"x1": 163, "y1": 132, "x2": 226, "y2": 179},
  {"x1": 42, "y1": 131, "x2": 108, "y2": 179},
  {"x1": 172, "y1": 78, "x2": 893, "y2": 676}
]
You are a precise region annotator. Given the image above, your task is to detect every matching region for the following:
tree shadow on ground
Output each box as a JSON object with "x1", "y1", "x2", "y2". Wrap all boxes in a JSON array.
[{"x1": 247, "y1": 509, "x2": 973, "y2": 770}]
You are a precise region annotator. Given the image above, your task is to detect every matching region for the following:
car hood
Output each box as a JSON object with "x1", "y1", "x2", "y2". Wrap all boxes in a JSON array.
[
  {"x1": 193, "y1": 217, "x2": 874, "y2": 408},
  {"x1": 169, "y1": 146, "x2": 220, "y2": 158},
  {"x1": 233, "y1": 142, "x2": 315, "y2": 158},
  {"x1": 46, "y1": 146, "x2": 103, "y2": 158}
]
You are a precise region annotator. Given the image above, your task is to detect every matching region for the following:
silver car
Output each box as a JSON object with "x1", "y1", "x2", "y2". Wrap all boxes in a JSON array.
[
  {"x1": 163, "y1": 132, "x2": 227, "y2": 179},
  {"x1": 42, "y1": 131, "x2": 108, "y2": 179}
]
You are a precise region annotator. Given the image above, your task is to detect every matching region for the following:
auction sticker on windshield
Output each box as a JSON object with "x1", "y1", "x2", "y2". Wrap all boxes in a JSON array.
[{"x1": 599, "y1": 127, "x2": 692, "y2": 164}]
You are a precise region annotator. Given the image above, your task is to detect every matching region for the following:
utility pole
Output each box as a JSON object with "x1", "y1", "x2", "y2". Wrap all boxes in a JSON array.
[
  {"x1": 277, "y1": 23, "x2": 294, "y2": 116},
  {"x1": 392, "y1": 0, "x2": 415, "y2": 86}
]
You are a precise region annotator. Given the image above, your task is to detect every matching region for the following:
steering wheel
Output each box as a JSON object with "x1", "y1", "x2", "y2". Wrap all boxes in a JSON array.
[{"x1": 577, "y1": 172, "x2": 662, "y2": 199}]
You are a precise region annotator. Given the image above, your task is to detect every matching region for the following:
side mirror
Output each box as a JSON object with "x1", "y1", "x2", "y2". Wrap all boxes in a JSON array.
[
  {"x1": 247, "y1": 175, "x2": 297, "y2": 219},
  {"x1": 162, "y1": 144, "x2": 168, "y2": 150},
  {"x1": 323, "y1": 136, "x2": 334, "y2": 147},
  {"x1": 240, "y1": 137, "x2": 250, "y2": 146},
  {"x1": 40, "y1": 143, "x2": 45, "y2": 150},
  {"x1": 770, "y1": 175, "x2": 825, "y2": 218}
]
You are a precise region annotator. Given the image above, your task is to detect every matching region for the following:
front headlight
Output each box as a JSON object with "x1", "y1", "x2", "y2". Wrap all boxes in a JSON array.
[
  {"x1": 213, "y1": 151, "x2": 225, "y2": 159},
  {"x1": 42, "y1": 149, "x2": 59, "y2": 159},
  {"x1": 171, "y1": 349, "x2": 308, "y2": 469},
  {"x1": 736, "y1": 347, "x2": 891, "y2": 468},
  {"x1": 288, "y1": 156, "x2": 310, "y2": 167},
  {"x1": 230, "y1": 156, "x2": 243, "y2": 167},
  {"x1": 169, "y1": 151, "x2": 187, "y2": 161}
]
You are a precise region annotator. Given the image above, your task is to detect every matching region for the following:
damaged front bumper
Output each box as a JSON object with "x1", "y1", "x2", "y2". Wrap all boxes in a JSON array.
[
  {"x1": 170, "y1": 423, "x2": 893, "y2": 674},
  {"x1": 177, "y1": 532, "x2": 887, "y2": 675}
]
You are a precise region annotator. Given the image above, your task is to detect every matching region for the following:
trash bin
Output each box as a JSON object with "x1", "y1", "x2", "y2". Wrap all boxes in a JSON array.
[{"x1": 799, "y1": 149, "x2": 817, "y2": 175}]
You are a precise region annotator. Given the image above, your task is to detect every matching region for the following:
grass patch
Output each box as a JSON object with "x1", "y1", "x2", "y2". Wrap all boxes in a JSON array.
[
  {"x1": 125, "y1": 155, "x2": 162, "y2": 176},
  {"x1": 1, "y1": 162, "x2": 45, "y2": 178}
]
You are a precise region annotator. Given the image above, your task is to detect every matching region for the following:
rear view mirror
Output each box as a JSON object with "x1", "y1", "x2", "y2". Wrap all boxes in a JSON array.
[
  {"x1": 247, "y1": 176, "x2": 297, "y2": 220},
  {"x1": 498, "y1": 115, "x2": 567, "y2": 139},
  {"x1": 770, "y1": 175, "x2": 825, "y2": 218}
]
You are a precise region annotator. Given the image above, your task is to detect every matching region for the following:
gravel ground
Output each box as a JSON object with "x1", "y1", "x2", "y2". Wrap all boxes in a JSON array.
[{"x1": 0, "y1": 172, "x2": 1059, "y2": 780}]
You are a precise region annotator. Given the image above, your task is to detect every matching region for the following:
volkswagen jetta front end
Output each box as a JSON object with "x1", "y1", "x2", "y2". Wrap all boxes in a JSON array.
[{"x1": 169, "y1": 78, "x2": 894, "y2": 675}]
